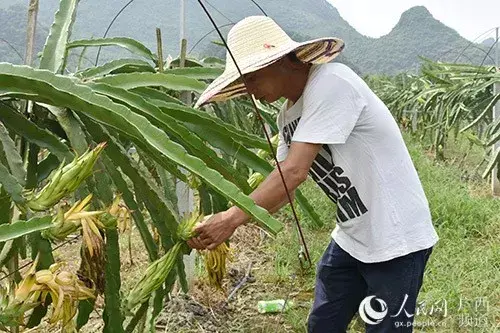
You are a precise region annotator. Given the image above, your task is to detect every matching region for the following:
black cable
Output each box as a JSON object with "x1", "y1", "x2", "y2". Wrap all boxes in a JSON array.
[
  {"x1": 205, "y1": 0, "x2": 234, "y2": 24},
  {"x1": 439, "y1": 44, "x2": 495, "y2": 64},
  {"x1": 0, "y1": 38, "x2": 24, "y2": 62},
  {"x1": 188, "y1": 23, "x2": 234, "y2": 55},
  {"x1": 195, "y1": 0, "x2": 311, "y2": 268},
  {"x1": 0, "y1": 236, "x2": 81, "y2": 283},
  {"x1": 188, "y1": 0, "x2": 269, "y2": 55},
  {"x1": 469, "y1": 37, "x2": 499, "y2": 83},
  {"x1": 438, "y1": 49, "x2": 476, "y2": 64},
  {"x1": 95, "y1": 0, "x2": 136, "y2": 66},
  {"x1": 453, "y1": 27, "x2": 496, "y2": 64},
  {"x1": 249, "y1": 0, "x2": 267, "y2": 16}
]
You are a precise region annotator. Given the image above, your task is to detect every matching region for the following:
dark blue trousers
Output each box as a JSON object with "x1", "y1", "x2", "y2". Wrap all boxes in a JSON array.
[{"x1": 308, "y1": 240, "x2": 433, "y2": 333}]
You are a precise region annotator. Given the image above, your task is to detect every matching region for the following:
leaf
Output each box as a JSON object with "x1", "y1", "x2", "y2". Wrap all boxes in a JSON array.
[
  {"x1": 76, "y1": 59, "x2": 155, "y2": 79},
  {"x1": 150, "y1": 99, "x2": 269, "y2": 150},
  {"x1": 482, "y1": 148, "x2": 500, "y2": 179},
  {"x1": 155, "y1": 162, "x2": 178, "y2": 209},
  {"x1": 295, "y1": 190, "x2": 323, "y2": 228},
  {"x1": 0, "y1": 240, "x2": 14, "y2": 267},
  {"x1": 0, "y1": 216, "x2": 52, "y2": 242},
  {"x1": 192, "y1": 125, "x2": 271, "y2": 175},
  {"x1": 165, "y1": 67, "x2": 223, "y2": 80},
  {"x1": 131, "y1": 87, "x2": 182, "y2": 105},
  {"x1": 191, "y1": 129, "x2": 324, "y2": 228},
  {"x1": 92, "y1": 72, "x2": 207, "y2": 93},
  {"x1": 0, "y1": 121, "x2": 25, "y2": 185},
  {"x1": 136, "y1": 144, "x2": 187, "y2": 183},
  {"x1": 0, "y1": 160, "x2": 24, "y2": 203},
  {"x1": 39, "y1": 104, "x2": 89, "y2": 155},
  {"x1": 169, "y1": 57, "x2": 203, "y2": 68},
  {"x1": 39, "y1": 0, "x2": 80, "y2": 73},
  {"x1": 0, "y1": 102, "x2": 73, "y2": 161},
  {"x1": 459, "y1": 94, "x2": 499, "y2": 133},
  {"x1": 124, "y1": 302, "x2": 148, "y2": 333},
  {"x1": 150, "y1": 289, "x2": 165, "y2": 331},
  {"x1": 103, "y1": 228, "x2": 125, "y2": 333},
  {"x1": 200, "y1": 57, "x2": 225, "y2": 67},
  {"x1": 82, "y1": 116, "x2": 179, "y2": 238},
  {"x1": 25, "y1": 143, "x2": 39, "y2": 190},
  {"x1": 0, "y1": 63, "x2": 283, "y2": 236},
  {"x1": 76, "y1": 299, "x2": 95, "y2": 330},
  {"x1": 99, "y1": 151, "x2": 158, "y2": 261},
  {"x1": 486, "y1": 130, "x2": 500, "y2": 147},
  {"x1": 90, "y1": 83, "x2": 252, "y2": 193},
  {"x1": 176, "y1": 254, "x2": 189, "y2": 293},
  {"x1": 92, "y1": 160, "x2": 115, "y2": 205},
  {"x1": 134, "y1": 182, "x2": 176, "y2": 250},
  {"x1": 67, "y1": 37, "x2": 157, "y2": 63},
  {"x1": 37, "y1": 153, "x2": 61, "y2": 183},
  {"x1": 26, "y1": 233, "x2": 54, "y2": 327}
]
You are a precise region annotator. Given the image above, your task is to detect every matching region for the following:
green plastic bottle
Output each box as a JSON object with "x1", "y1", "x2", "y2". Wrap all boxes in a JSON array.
[{"x1": 257, "y1": 299, "x2": 294, "y2": 313}]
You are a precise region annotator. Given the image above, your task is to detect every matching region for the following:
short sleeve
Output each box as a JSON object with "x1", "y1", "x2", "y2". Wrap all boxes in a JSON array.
[
  {"x1": 292, "y1": 73, "x2": 366, "y2": 145},
  {"x1": 276, "y1": 130, "x2": 288, "y2": 162}
]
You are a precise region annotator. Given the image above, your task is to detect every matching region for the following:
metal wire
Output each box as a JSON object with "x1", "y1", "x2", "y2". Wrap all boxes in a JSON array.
[
  {"x1": 205, "y1": 0, "x2": 235, "y2": 24},
  {"x1": 0, "y1": 38, "x2": 24, "y2": 62},
  {"x1": 0, "y1": 236, "x2": 81, "y2": 283},
  {"x1": 188, "y1": 23, "x2": 234, "y2": 55},
  {"x1": 95, "y1": 0, "x2": 136, "y2": 66},
  {"x1": 194, "y1": 0, "x2": 312, "y2": 268},
  {"x1": 248, "y1": 0, "x2": 268, "y2": 16},
  {"x1": 453, "y1": 27, "x2": 497, "y2": 64}
]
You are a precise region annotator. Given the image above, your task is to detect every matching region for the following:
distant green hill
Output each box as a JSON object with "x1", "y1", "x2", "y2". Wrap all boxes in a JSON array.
[{"x1": 0, "y1": 1, "x2": 494, "y2": 74}]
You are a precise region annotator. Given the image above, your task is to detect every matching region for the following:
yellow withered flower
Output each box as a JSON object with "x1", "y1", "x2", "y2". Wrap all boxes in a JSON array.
[
  {"x1": 42, "y1": 194, "x2": 105, "y2": 257},
  {"x1": 14, "y1": 258, "x2": 95, "y2": 330},
  {"x1": 200, "y1": 241, "x2": 233, "y2": 289},
  {"x1": 43, "y1": 194, "x2": 102, "y2": 240},
  {"x1": 177, "y1": 213, "x2": 233, "y2": 289},
  {"x1": 0, "y1": 285, "x2": 38, "y2": 330},
  {"x1": 107, "y1": 194, "x2": 132, "y2": 233}
]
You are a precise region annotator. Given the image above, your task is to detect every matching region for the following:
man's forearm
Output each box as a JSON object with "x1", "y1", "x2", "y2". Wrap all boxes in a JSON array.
[
  {"x1": 227, "y1": 166, "x2": 304, "y2": 227},
  {"x1": 269, "y1": 192, "x2": 295, "y2": 214}
]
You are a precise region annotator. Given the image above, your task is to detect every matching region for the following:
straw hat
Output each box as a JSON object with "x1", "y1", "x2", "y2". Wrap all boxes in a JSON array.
[{"x1": 195, "y1": 15, "x2": 344, "y2": 108}]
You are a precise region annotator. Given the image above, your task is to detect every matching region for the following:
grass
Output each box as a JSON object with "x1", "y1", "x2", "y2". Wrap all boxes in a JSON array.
[
  {"x1": 251, "y1": 132, "x2": 500, "y2": 332},
  {"x1": 49, "y1": 130, "x2": 498, "y2": 332}
]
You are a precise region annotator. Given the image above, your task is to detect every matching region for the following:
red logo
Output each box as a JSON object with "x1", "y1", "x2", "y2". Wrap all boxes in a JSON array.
[{"x1": 263, "y1": 43, "x2": 275, "y2": 49}]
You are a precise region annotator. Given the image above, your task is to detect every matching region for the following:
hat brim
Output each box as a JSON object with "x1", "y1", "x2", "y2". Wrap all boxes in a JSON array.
[{"x1": 194, "y1": 37, "x2": 344, "y2": 108}]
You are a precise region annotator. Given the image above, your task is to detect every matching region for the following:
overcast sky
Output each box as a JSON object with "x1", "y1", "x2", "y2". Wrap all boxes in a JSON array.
[{"x1": 328, "y1": 0, "x2": 499, "y2": 42}]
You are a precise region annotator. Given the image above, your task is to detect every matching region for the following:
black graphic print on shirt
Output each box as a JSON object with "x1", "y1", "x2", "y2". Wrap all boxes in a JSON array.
[{"x1": 282, "y1": 117, "x2": 368, "y2": 223}]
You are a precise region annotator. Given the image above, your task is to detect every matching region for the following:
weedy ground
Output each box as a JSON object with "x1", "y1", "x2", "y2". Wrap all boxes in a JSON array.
[{"x1": 33, "y1": 132, "x2": 499, "y2": 332}]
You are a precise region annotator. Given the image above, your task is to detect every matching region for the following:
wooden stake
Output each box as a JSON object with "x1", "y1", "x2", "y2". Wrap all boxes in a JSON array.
[
  {"x1": 492, "y1": 27, "x2": 499, "y2": 197},
  {"x1": 156, "y1": 28, "x2": 164, "y2": 72}
]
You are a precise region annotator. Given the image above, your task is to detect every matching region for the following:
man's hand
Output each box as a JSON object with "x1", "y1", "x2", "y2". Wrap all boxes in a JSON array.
[
  {"x1": 186, "y1": 211, "x2": 239, "y2": 250},
  {"x1": 186, "y1": 142, "x2": 321, "y2": 251}
]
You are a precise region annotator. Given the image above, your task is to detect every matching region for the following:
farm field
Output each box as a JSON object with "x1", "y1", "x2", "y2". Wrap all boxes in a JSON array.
[{"x1": 0, "y1": 0, "x2": 499, "y2": 332}]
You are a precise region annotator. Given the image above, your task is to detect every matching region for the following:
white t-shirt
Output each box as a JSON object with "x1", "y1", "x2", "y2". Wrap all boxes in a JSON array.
[{"x1": 276, "y1": 63, "x2": 439, "y2": 263}]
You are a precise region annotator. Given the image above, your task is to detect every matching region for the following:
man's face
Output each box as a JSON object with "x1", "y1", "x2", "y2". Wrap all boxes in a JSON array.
[{"x1": 242, "y1": 60, "x2": 285, "y2": 103}]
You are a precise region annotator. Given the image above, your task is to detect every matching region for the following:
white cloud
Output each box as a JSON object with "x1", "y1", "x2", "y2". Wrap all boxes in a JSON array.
[{"x1": 328, "y1": 0, "x2": 499, "y2": 42}]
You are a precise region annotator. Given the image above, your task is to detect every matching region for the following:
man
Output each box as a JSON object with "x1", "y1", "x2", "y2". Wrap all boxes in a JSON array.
[{"x1": 188, "y1": 16, "x2": 439, "y2": 332}]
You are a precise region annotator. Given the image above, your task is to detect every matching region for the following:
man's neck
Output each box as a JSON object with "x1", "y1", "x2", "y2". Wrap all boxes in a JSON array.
[{"x1": 285, "y1": 63, "x2": 313, "y2": 104}]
